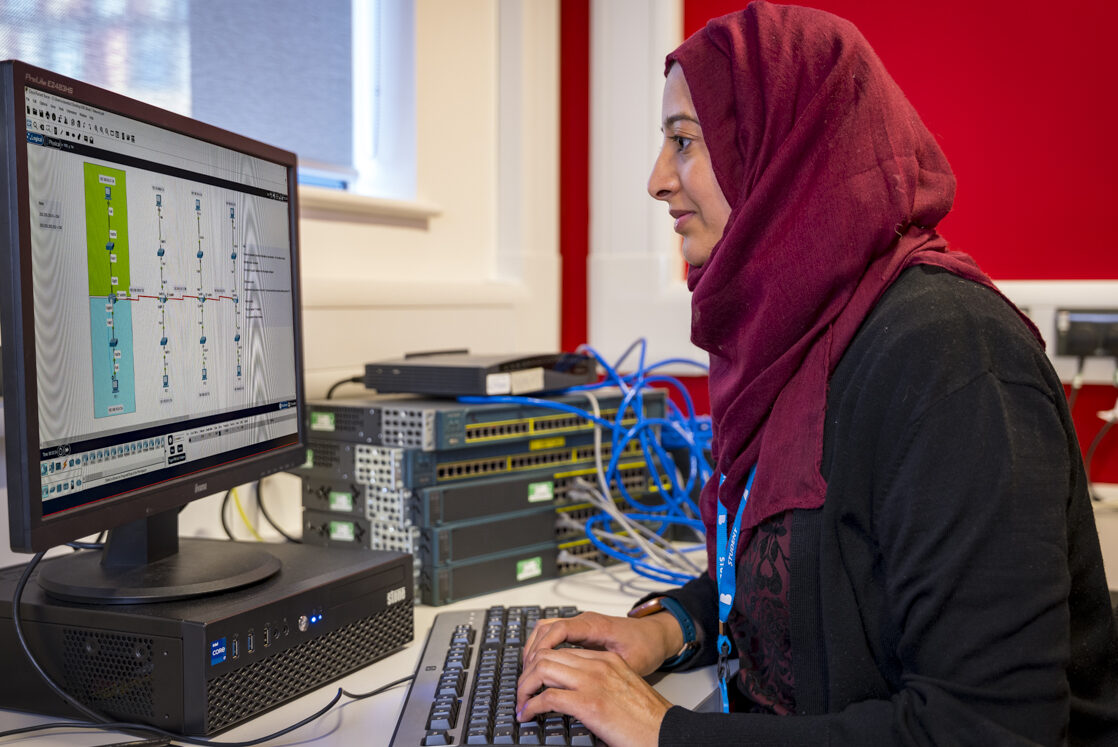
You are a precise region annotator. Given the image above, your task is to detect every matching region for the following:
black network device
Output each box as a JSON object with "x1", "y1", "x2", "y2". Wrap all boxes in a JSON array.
[
  {"x1": 363, "y1": 352, "x2": 597, "y2": 397},
  {"x1": 305, "y1": 387, "x2": 651, "y2": 450},
  {"x1": 1055, "y1": 308, "x2": 1118, "y2": 358},
  {"x1": 0, "y1": 541, "x2": 413, "y2": 735}
]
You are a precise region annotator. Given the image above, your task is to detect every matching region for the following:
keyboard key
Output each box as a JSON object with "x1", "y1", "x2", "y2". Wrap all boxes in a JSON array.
[
  {"x1": 427, "y1": 714, "x2": 453, "y2": 731},
  {"x1": 493, "y1": 724, "x2": 517, "y2": 744},
  {"x1": 517, "y1": 722, "x2": 542, "y2": 744},
  {"x1": 428, "y1": 704, "x2": 456, "y2": 730},
  {"x1": 543, "y1": 713, "x2": 567, "y2": 745},
  {"x1": 569, "y1": 721, "x2": 595, "y2": 746},
  {"x1": 422, "y1": 729, "x2": 452, "y2": 746},
  {"x1": 437, "y1": 679, "x2": 463, "y2": 697},
  {"x1": 451, "y1": 624, "x2": 475, "y2": 645},
  {"x1": 466, "y1": 727, "x2": 492, "y2": 744}
]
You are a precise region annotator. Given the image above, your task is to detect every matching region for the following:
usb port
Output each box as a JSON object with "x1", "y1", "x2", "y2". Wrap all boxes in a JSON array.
[
  {"x1": 246, "y1": 630, "x2": 255, "y2": 654},
  {"x1": 231, "y1": 637, "x2": 239, "y2": 659},
  {"x1": 263, "y1": 626, "x2": 271, "y2": 647}
]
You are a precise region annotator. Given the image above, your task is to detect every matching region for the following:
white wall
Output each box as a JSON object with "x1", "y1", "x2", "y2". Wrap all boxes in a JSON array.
[{"x1": 302, "y1": 0, "x2": 560, "y2": 398}]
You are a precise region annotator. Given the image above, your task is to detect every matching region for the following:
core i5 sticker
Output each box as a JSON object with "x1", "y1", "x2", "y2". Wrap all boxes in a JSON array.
[
  {"x1": 210, "y1": 637, "x2": 227, "y2": 666},
  {"x1": 516, "y1": 556, "x2": 543, "y2": 582}
]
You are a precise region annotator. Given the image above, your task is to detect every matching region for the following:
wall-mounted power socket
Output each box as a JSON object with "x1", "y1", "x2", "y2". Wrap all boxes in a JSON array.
[{"x1": 1055, "y1": 309, "x2": 1118, "y2": 358}]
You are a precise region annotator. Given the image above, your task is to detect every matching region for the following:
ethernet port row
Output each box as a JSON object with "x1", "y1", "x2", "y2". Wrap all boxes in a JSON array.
[
  {"x1": 436, "y1": 457, "x2": 506, "y2": 480},
  {"x1": 465, "y1": 421, "x2": 530, "y2": 441}
]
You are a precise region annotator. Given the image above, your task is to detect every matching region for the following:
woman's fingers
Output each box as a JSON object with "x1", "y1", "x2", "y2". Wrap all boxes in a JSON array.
[
  {"x1": 515, "y1": 647, "x2": 672, "y2": 747},
  {"x1": 522, "y1": 611, "x2": 678, "y2": 675},
  {"x1": 523, "y1": 612, "x2": 610, "y2": 662}
]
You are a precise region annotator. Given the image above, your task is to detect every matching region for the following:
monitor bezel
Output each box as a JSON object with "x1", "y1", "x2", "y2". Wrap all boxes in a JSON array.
[{"x1": 0, "y1": 60, "x2": 307, "y2": 553}]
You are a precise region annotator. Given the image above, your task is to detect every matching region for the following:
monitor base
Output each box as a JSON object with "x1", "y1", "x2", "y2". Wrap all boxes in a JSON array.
[{"x1": 37, "y1": 538, "x2": 281, "y2": 604}]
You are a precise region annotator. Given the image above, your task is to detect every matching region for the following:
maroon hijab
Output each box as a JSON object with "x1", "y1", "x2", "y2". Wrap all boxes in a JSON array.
[{"x1": 668, "y1": 2, "x2": 1033, "y2": 571}]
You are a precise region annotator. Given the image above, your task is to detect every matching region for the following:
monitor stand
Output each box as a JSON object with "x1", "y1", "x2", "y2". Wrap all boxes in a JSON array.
[{"x1": 35, "y1": 510, "x2": 280, "y2": 604}]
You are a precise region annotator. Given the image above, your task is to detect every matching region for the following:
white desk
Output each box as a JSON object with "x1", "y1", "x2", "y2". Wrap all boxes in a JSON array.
[{"x1": 0, "y1": 566, "x2": 716, "y2": 746}]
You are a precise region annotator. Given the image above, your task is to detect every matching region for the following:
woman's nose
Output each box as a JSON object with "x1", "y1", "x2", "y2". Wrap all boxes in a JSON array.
[{"x1": 647, "y1": 146, "x2": 676, "y2": 200}]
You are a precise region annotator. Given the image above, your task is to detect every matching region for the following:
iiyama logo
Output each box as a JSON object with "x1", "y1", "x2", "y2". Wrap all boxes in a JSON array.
[
  {"x1": 194, "y1": 482, "x2": 208, "y2": 494},
  {"x1": 24, "y1": 73, "x2": 73, "y2": 96}
]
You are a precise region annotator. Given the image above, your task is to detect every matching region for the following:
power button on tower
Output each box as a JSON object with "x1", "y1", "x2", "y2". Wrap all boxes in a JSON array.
[{"x1": 298, "y1": 615, "x2": 309, "y2": 632}]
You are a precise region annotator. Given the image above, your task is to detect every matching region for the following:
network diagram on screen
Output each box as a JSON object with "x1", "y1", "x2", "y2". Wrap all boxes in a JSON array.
[
  {"x1": 81, "y1": 164, "x2": 253, "y2": 417},
  {"x1": 24, "y1": 86, "x2": 298, "y2": 518}
]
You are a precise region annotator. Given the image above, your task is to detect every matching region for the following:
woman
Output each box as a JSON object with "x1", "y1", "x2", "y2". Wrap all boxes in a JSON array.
[{"x1": 516, "y1": 2, "x2": 1118, "y2": 745}]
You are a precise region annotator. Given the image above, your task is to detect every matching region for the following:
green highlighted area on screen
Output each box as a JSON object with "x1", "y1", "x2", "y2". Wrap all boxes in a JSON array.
[{"x1": 84, "y1": 162, "x2": 136, "y2": 417}]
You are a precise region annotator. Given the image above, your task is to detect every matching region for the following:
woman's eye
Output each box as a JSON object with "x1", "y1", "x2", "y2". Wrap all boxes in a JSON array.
[{"x1": 672, "y1": 135, "x2": 692, "y2": 151}]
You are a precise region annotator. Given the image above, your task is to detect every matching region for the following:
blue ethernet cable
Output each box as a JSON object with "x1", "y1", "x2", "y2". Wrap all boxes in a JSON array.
[{"x1": 458, "y1": 340, "x2": 715, "y2": 582}]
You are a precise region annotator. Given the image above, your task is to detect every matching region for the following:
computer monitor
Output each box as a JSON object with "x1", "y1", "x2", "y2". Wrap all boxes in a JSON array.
[{"x1": 0, "y1": 60, "x2": 306, "y2": 603}]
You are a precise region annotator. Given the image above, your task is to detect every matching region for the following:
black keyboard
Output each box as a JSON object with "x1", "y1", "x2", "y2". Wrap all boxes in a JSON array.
[{"x1": 390, "y1": 605, "x2": 600, "y2": 746}]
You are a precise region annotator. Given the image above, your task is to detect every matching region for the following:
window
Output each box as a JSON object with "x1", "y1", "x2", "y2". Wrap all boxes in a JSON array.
[{"x1": 0, "y1": 0, "x2": 415, "y2": 198}]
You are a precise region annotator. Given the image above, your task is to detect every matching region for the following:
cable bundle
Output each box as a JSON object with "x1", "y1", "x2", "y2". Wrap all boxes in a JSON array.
[{"x1": 462, "y1": 339, "x2": 713, "y2": 584}]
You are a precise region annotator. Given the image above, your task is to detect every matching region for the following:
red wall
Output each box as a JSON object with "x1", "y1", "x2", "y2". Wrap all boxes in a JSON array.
[
  {"x1": 559, "y1": 0, "x2": 590, "y2": 354},
  {"x1": 560, "y1": 1, "x2": 1118, "y2": 482}
]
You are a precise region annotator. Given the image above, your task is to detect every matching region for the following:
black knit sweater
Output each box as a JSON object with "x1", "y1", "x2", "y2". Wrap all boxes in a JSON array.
[{"x1": 657, "y1": 266, "x2": 1118, "y2": 745}]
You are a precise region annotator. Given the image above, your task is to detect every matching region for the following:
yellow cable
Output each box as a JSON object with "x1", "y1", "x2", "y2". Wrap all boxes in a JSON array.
[{"x1": 232, "y1": 486, "x2": 264, "y2": 542}]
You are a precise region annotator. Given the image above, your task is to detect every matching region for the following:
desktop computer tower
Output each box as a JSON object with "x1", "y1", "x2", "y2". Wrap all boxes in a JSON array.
[{"x1": 0, "y1": 540, "x2": 413, "y2": 735}]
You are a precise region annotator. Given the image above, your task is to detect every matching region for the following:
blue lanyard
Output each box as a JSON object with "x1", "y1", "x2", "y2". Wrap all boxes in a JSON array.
[{"x1": 714, "y1": 464, "x2": 756, "y2": 714}]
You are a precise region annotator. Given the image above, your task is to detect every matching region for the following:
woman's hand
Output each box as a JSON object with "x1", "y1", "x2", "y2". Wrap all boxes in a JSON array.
[
  {"x1": 521, "y1": 610, "x2": 684, "y2": 677},
  {"x1": 516, "y1": 646, "x2": 673, "y2": 747},
  {"x1": 515, "y1": 610, "x2": 684, "y2": 745}
]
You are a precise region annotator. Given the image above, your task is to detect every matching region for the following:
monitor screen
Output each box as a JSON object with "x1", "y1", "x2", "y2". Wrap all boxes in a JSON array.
[{"x1": 0, "y1": 61, "x2": 305, "y2": 598}]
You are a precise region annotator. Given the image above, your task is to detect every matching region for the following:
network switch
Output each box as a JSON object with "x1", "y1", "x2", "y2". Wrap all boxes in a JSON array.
[
  {"x1": 301, "y1": 457, "x2": 660, "y2": 530},
  {"x1": 356, "y1": 435, "x2": 648, "y2": 491},
  {"x1": 306, "y1": 387, "x2": 664, "y2": 450},
  {"x1": 419, "y1": 506, "x2": 558, "y2": 565},
  {"x1": 411, "y1": 459, "x2": 655, "y2": 525},
  {"x1": 418, "y1": 542, "x2": 560, "y2": 606}
]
